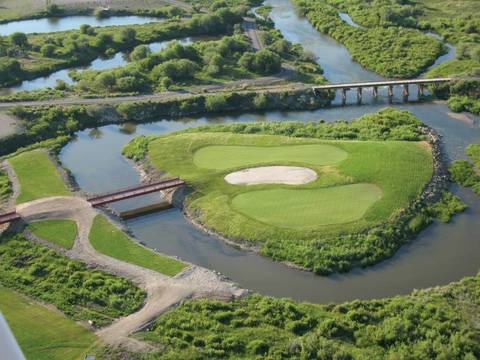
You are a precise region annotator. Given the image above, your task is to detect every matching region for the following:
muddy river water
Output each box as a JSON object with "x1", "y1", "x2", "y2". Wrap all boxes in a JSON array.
[{"x1": 57, "y1": 0, "x2": 480, "y2": 303}]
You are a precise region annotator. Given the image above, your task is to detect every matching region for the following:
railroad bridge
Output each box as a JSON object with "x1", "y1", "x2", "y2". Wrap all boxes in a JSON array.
[{"x1": 312, "y1": 78, "x2": 454, "y2": 105}]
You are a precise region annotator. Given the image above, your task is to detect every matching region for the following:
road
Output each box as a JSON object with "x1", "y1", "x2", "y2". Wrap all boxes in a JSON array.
[{"x1": 242, "y1": 18, "x2": 263, "y2": 51}]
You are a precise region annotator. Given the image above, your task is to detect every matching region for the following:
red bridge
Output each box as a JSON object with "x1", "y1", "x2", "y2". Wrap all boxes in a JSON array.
[
  {"x1": 87, "y1": 178, "x2": 185, "y2": 207},
  {"x1": 0, "y1": 211, "x2": 21, "y2": 225}
]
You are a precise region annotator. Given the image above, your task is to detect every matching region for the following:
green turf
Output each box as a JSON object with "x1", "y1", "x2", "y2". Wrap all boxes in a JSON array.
[
  {"x1": 232, "y1": 184, "x2": 382, "y2": 228},
  {"x1": 8, "y1": 150, "x2": 71, "y2": 204},
  {"x1": 147, "y1": 132, "x2": 432, "y2": 243},
  {"x1": 193, "y1": 144, "x2": 347, "y2": 170},
  {"x1": 0, "y1": 286, "x2": 98, "y2": 360},
  {"x1": 27, "y1": 220, "x2": 77, "y2": 250},
  {"x1": 89, "y1": 215, "x2": 186, "y2": 276}
]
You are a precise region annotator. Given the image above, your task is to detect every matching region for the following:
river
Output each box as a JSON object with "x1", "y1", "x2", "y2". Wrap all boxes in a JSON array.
[{"x1": 56, "y1": 0, "x2": 479, "y2": 303}]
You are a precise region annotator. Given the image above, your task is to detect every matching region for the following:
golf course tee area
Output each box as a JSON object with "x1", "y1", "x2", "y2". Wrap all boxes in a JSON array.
[{"x1": 124, "y1": 109, "x2": 435, "y2": 274}]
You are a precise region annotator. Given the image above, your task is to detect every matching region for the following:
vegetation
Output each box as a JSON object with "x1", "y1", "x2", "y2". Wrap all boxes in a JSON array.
[
  {"x1": 449, "y1": 143, "x2": 480, "y2": 195},
  {"x1": 0, "y1": 89, "x2": 332, "y2": 157},
  {"x1": 0, "y1": 286, "x2": 99, "y2": 360},
  {"x1": 122, "y1": 109, "x2": 459, "y2": 274},
  {"x1": 0, "y1": 169, "x2": 11, "y2": 203},
  {"x1": 0, "y1": 7, "x2": 241, "y2": 88},
  {"x1": 8, "y1": 150, "x2": 71, "y2": 203},
  {"x1": 89, "y1": 215, "x2": 186, "y2": 276},
  {"x1": 293, "y1": 0, "x2": 444, "y2": 78},
  {"x1": 0, "y1": 232, "x2": 145, "y2": 327},
  {"x1": 27, "y1": 220, "x2": 77, "y2": 249},
  {"x1": 143, "y1": 273, "x2": 480, "y2": 359}
]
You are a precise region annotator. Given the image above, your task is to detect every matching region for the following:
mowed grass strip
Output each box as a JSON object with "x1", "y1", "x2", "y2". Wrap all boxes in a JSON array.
[
  {"x1": 27, "y1": 220, "x2": 77, "y2": 249},
  {"x1": 193, "y1": 144, "x2": 348, "y2": 170},
  {"x1": 89, "y1": 215, "x2": 186, "y2": 276},
  {"x1": 9, "y1": 150, "x2": 71, "y2": 204},
  {"x1": 0, "y1": 287, "x2": 98, "y2": 360},
  {"x1": 231, "y1": 184, "x2": 382, "y2": 228}
]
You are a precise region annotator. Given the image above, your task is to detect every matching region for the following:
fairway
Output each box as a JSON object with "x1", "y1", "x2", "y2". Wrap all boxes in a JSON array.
[
  {"x1": 193, "y1": 144, "x2": 347, "y2": 170},
  {"x1": 89, "y1": 215, "x2": 186, "y2": 276},
  {"x1": 28, "y1": 220, "x2": 77, "y2": 249},
  {"x1": 0, "y1": 287, "x2": 98, "y2": 360},
  {"x1": 232, "y1": 184, "x2": 382, "y2": 228},
  {"x1": 9, "y1": 150, "x2": 71, "y2": 204}
]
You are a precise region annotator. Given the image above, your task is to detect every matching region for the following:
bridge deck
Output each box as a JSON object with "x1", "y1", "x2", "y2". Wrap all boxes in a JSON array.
[
  {"x1": 87, "y1": 178, "x2": 185, "y2": 207},
  {"x1": 0, "y1": 212, "x2": 21, "y2": 225},
  {"x1": 312, "y1": 77, "x2": 454, "y2": 90}
]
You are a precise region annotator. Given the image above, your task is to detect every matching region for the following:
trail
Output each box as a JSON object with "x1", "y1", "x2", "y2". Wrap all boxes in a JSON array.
[
  {"x1": 15, "y1": 196, "x2": 246, "y2": 351},
  {"x1": 0, "y1": 78, "x2": 303, "y2": 108}
]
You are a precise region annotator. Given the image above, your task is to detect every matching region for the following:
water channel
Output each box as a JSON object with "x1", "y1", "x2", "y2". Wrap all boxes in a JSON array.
[
  {"x1": 19, "y1": 0, "x2": 480, "y2": 303},
  {"x1": 0, "y1": 15, "x2": 160, "y2": 36}
]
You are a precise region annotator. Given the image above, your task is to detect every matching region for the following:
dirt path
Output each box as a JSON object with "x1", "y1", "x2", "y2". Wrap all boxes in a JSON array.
[
  {"x1": 15, "y1": 196, "x2": 246, "y2": 351},
  {"x1": 0, "y1": 80, "x2": 306, "y2": 109},
  {"x1": 0, "y1": 111, "x2": 18, "y2": 137}
]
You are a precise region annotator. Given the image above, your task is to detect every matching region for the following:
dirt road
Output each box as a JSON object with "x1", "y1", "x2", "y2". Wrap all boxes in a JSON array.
[
  {"x1": 0, "y1": 78, "x2": 305, "y2": 109},
  {"x1": 16, "y1": 196, "x2": 246, "y2": 351}
]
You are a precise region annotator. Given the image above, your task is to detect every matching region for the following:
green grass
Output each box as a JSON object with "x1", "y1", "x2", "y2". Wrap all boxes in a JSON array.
[
  {"x1": 148, "y1": 132, "x2": 432, "y2": 242},
  {"x1": 193, "y1": 144, "x2": 347, "y2": 170},
  {"x1": 89, "y1": 215, "x2": 186, "y2": 276},
  {"x1": 0, "y1": 286, "x2": 98, "y2": 360},
  {"x1": 8, "y1": 150, "x2": 71, "y2": 204},
  {"x1": 27, "y1": 220, "x2": 77, "y2": 250},
  {"x1": 130, "y1": 113, "x2": 437, "y2": 274},
  {"x1": 0, "y1": 232, "x2": 146, "y2": 327},
  {"x1": 232, "y1": 184, "x2": 382, "y2": 228}
]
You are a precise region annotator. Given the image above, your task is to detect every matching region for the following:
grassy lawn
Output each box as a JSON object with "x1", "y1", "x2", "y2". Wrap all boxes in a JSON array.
[
  {"x1": 0, "y1": 286, "x2": 98, "y2": 360},
  {"x1": 89, "y1": 215, "x2": 186, "y2": 276},
  {"x1": 147, "y1": 132, "x2": 432, "y2": 242},
  {"x1": 139, "y1": 119, "x2": 434, "y2": 274},
  {"x1": 27, "y1": 220, "x2": 77, "y2": 250},
  {"x1": 8, "y1": 150, "x2": 71, "y2": 204},
  {"x1": 193, "y1": 144, "x2": 347, "y2": 170},
  {"x1": 232, "y1": 184, "x2": 382, "y2": 228}
]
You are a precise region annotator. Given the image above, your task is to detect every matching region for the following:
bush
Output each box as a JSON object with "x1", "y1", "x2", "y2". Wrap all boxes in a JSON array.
[
  {"x1": 0, "y1": 233, "x2": 145, "y2": 326},
  {"x1": 40, "y1": 44, "x2": 56, "y2": 57}
]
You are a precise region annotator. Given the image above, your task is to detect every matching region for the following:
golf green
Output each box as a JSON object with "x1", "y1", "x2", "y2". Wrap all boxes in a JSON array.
[
  {"x1": 193, "y1": 144, "x2": 347, "y2": 170},
  {"x1": 231, "y1": 184, "x2": 382, "y2": 228}
]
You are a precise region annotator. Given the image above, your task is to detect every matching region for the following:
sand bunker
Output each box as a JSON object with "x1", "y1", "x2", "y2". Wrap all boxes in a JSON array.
[{"x1": 225, "y1": 166, "x2": 317, "y2": 185}]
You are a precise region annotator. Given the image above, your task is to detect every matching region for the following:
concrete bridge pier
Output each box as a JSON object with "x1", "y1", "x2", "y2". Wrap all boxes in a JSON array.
[
  {"x1": 403, "y1": 84, "x2": 409, "y2": 102},
  {"x1": 388, "y1": 85, "x2": 394, "y2": 103},
  {"x1": 341, "y1": 88, "x2": 348, "y2": 105},
  {"x1": 418, "y1": 84, "x2": 424, "y2": 98},
  {"x1": 372, "y1": 86, "x2": 378, "y2": 99},
  {"x1": 357, "y1": 87, "x2": 363, "y2": 105}
]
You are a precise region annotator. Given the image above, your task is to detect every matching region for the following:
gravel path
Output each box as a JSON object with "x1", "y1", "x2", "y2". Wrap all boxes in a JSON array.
[{"x1": 16, "y1": 196, "x2": 246, "y2": 351}]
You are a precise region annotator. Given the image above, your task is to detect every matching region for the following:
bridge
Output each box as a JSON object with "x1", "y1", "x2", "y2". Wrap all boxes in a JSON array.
[
  {"x1": 0, "y1": 211, "x2": 21, "y2": 225},
  {"x1": 87, "y1": 178, "x2": 185, "y2": 207},
  {"x1": 312, "y1": 77, "x2": 454, "y2": 105}
]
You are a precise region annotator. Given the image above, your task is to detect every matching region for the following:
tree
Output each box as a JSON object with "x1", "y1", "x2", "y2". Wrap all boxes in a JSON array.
[
  {"x1": 40, "y1": 44, "x2": 56, "y2": 57},
  {"x1": 94, "y1": 72, "x2": 116, "y2": 92},
  {"x1": 206, "y1": 54, "x2": 225, "y2": 75},
  {"x1": 152, "y1": 59, "x2": 198, "y2": 80},
  {"x1": 10, "y1": 32, "x2": 28, "y2": 48},
  {"x1": 118, "y1": 28, "x2": 136, "y2": 45},
  {"x1": 253, "y1": 49, "x2": 281, "y2": 75},
  {"x1": 130, "y1": 45, "x2": 151, "y2": 61},
  {"x1": 80, "y1": 24, "x2": 95, "y2": 35}
]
